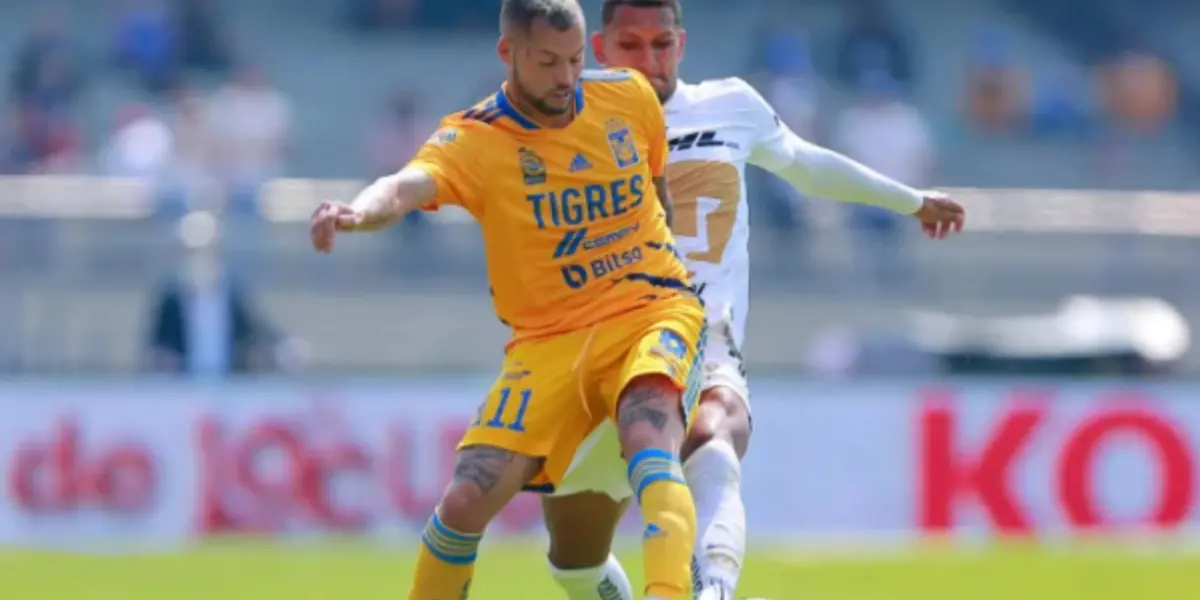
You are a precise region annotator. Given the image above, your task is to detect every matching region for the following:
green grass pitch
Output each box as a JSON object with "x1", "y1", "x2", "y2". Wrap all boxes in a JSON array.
[{"x1": 3, "y1": 536, "x2": 1198, "y2": 599}]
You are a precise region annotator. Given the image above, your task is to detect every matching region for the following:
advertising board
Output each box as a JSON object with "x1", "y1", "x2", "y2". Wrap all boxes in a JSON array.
[{"x1": 1, "y1": 379, "x2": 1196, "y2": 544}]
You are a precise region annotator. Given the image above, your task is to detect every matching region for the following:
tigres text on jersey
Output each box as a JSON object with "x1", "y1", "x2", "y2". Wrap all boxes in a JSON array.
[
  {"x1": 662, "y1": 77, "x2": 798, "y2": 350},
  {"x1": 408, "y1": 68, "x2": 691, "y2": 343}
]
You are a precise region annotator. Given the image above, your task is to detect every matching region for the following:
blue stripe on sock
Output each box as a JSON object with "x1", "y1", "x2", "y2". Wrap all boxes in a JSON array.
[
  {"x1": 431, "y1": 513, "x2": 479, "y2": 542},
  {"x1": 626, "y1": 448, "x2": 686, "y2": 502},
  {"x1": 626, "y1": 448, "x2": 673, "y2": 481},
  {"x1": 421, "y1": 535, "x2": 477, "y2": 565},
  {"x1": 421, "y1": 514, "x2": 481, "y2": 565},
  {"x1": 634, "y1": 471, "x2": 686, "y2": 500}
]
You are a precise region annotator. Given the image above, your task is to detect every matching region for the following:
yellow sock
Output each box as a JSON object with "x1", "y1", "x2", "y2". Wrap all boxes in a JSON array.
[
  {"x1": 628, "y1": 448, "x2": 697, "y2": 600},
  {"x1": 408, "y1": 511, "x2": 481, "y2": 600}
]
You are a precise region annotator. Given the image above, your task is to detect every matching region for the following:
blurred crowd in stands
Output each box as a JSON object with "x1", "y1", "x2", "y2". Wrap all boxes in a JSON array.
[
  {"x1": 0, "y1": 0, "x2": 1190, "y2": 378},
  {"x1": 4, "y1": 1, "x2": 282, "y2": 216},
  {"x1": 2, "y1": 0, "x2": 1180, "y2": 211}
]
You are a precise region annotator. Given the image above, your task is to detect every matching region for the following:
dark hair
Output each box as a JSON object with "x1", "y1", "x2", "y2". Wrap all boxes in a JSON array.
[
  {"x1": 501, "y1": 0, "x2": 583, "y2": 34},
  {"x1": 600, "y1": 0, "x2": 682, "y2": 26}
]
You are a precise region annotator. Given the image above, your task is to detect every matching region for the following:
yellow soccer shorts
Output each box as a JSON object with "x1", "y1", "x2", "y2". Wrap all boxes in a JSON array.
[{"x1": 457, "y1": 295, "x2": 705, "y2": 492}]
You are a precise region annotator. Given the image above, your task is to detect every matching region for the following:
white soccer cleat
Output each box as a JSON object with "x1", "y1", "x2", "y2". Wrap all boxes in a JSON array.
[{"x1": 694, "y1": 588, "x2": 746, "y2": 600}]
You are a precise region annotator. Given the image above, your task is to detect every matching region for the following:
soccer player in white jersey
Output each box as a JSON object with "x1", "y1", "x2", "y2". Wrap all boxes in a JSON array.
[{"x1": 542, "y1": 1, "x2": 966, "y2": 599}]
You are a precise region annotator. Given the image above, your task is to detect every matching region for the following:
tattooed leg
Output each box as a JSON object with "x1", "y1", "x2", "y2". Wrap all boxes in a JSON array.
[
  {"x1": 617, "y1": 375, "x2": 686, "y2": 455},
  {"x1": 617, "y1": 375, "x2": 695, "y2": 600},
  {"x1": 442, "y1": 445, "x2": 541, "y2": 531},
  {"x1": 408, "y1": 445, "x2": 540, "y2": 600}
]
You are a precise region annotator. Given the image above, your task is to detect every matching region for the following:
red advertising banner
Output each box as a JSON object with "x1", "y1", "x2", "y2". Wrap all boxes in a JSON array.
[
  {"x1": 918, "y1": 388, "x2": 1195, "y2": 534},
  {"x1": 1, "y1": 379, "x2": 1197, "y2": 545}
]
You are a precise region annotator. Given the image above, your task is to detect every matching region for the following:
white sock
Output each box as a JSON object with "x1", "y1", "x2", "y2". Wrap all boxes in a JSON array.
[
  {"x1": 549, "y1": 554, "x2": 635, "y2": 600},
  {"x1": 684, "y1": 439, "x2": 746, "y2": 598}
]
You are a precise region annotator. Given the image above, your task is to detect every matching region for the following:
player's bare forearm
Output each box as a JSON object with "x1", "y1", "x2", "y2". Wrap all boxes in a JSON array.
[
  {"x1": 348, "y1": 167, "x2": 437, "y2": 231},
  {"x1": 653, "y1": 175, "x2": 674, "y2": 229}
]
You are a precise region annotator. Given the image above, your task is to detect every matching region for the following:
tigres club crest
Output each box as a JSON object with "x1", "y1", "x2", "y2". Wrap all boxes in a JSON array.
[{"x1": 605, "y1": 118, "x2": 641, "y2": 169}]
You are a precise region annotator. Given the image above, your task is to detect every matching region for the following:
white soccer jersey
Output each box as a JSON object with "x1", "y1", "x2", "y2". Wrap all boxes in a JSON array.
[
  {"x1": 554, "y1": 77, "x2": 925, "y2": 502},
  {"x1": 663, "y1": 77, "x2": 790, "y2": 352}
]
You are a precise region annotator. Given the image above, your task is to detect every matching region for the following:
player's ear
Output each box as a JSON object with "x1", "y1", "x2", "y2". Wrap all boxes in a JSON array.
[
  {"x1": 497, "y1": 36, "x2": 513, "y2": 65},
  {"x1": 589, "y1": 31, "x2": 608, "y2": 66}
]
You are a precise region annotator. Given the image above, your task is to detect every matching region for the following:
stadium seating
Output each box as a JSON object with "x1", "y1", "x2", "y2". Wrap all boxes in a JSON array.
[{"x1": 1, "y1": 0, "x2": 1198, "y2": 375}]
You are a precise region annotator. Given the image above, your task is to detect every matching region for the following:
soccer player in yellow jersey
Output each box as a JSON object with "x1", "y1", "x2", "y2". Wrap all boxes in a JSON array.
[{"x1": 310, "y1": 1, "x2": 701, "y2": 598}]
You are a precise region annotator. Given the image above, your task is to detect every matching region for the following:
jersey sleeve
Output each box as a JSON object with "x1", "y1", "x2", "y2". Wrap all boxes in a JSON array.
[
  {"x1": 733, "y1": 79, "x2": 795, "y2": 172},
  {"x1": 734, "y1": 79, "x2": 924, "y2": 214},
  {"x1": 404, "y1": 116, "x2": 485, "y2": 215},
  {"x1": 625, "y1": 69, "x2": 669, "y2": 177}
]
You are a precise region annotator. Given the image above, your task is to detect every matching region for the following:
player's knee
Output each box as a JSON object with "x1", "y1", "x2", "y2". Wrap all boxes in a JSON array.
[
  {"x1": 436, "y1": 445, "x2": 539, "y2": 533},
  {"x1": 616, "y1": 374, "x2": 686, "y2": 454},
  {"x1": 682, "y1": 386, "x2": 751, "y2": 461},
  {"x1": 437, "y1": 481, "x2": 490, "y2": 533}
]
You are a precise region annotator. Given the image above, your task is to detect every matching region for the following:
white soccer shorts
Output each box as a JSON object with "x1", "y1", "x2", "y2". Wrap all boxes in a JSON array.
[{"x1": 553, "y1": 318, "x2": 750, "y2": 501}]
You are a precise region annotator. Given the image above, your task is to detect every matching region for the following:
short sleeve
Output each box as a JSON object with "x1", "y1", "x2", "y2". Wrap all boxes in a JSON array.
[
  {"x1": 405, "y1": 117, "x2": 483, "y2": 215},
  {"x1": 626, "y1": 70, "x2": 669, "y2": 178}
]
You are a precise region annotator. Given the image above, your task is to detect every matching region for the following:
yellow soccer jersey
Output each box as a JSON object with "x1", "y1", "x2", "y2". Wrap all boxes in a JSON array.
[{"x1": 408, "y1": 68, "x2": 692, "y2": 343}]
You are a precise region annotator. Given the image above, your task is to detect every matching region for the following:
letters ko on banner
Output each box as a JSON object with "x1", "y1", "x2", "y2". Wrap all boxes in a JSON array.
[{"x1": 917, "y1": 387, "x2": 1197, "y2": 535}]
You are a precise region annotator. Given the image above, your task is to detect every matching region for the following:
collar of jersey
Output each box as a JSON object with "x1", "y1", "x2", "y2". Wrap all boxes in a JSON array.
[
  {"x1": 494, "y1": 81, "x2": 586, "y2": 130},
  {"x1": 663, "y1": 79, "x2": 688, "y2": 113}
]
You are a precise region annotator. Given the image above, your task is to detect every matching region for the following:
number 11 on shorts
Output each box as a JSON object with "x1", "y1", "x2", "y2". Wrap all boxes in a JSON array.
[{"x1": 473, "y1": 387, "x2": 532, "y2": 432}]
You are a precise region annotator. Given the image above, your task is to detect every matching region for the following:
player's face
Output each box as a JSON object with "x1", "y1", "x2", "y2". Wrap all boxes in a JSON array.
[
  {"x1": 592, "y1": 6, "x2": 685, "y2": 103},
  {"x1": 501, "y1": 18, "x2": 586, "y2": 117}
]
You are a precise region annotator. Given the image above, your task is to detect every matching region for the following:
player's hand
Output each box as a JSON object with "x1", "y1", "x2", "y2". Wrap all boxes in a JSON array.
[
  {"x1": 913, "y1": 191, "x2": 965, "y2": 240},
  {"x1": 310, "y1": 201, "x2": 363, "y2": 253}
]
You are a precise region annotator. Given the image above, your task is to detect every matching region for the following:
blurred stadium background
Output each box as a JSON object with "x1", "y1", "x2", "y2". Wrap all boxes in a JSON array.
[{"x1": 2, "y1": 0, "x2": 1200, "y2": 598}]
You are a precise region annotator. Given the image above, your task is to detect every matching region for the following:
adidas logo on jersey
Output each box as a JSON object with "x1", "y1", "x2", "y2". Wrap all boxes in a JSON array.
[{"x1": 568, "y1": 152, "x2": 592, "y2": 172}]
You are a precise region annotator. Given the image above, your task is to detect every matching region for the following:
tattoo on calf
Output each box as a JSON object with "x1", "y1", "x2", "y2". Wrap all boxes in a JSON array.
[
  {"x1": 453, "y1": 446, "x2": 517, "y2": 494},
  {"x1": 618, "y1": 387, "x2": 670, "y2": 433}
]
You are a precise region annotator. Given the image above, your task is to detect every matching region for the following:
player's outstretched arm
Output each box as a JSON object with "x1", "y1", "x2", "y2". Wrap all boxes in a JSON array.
[
  {"x1": 755, "y1": 129, "x2": 964, "y2": 237},
  {"x1": 735, "y1": 76, "x2": 925, "y2": 216},
  {"x1": 756, "y1": 133, "x2": 963, "y2": 238},
  {"x1": 310, "y1": 167, "x2": 437, "y2": 253},
  {"x1": 347, "y1": 167, "x2": 438, "y2": 231},
  {"x1": 757, "y1": 129, "x2": 925, "y2": 215}
]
